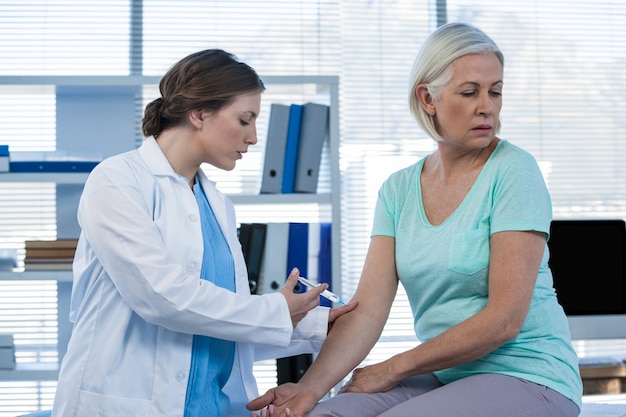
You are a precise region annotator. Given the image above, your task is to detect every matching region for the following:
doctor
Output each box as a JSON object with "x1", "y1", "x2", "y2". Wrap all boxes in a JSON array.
[{"x1": 52, "y1": 49, "x2": 355, "y2": 417}]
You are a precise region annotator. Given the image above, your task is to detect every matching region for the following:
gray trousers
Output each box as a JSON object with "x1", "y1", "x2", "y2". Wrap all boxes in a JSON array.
[{"x1": 307, "y1": 373, "x2": 580, "y2": 417}]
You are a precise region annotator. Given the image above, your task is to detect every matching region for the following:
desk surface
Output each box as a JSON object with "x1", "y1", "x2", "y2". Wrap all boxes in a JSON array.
[
  {"x1": 581, "y1": 364, "x2": 626, "y2": 379},
  {"x1": 580, "y1": 364, "x2": 626, "y2": 396}
]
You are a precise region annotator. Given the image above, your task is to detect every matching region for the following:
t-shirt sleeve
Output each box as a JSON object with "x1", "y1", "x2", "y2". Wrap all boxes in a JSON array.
[
  {"x1": 372, "y1": 184, "x2": 396, "y2": 238},
  {"x1": 490, "y1": 151, "x2": 552, "y2": 237}
]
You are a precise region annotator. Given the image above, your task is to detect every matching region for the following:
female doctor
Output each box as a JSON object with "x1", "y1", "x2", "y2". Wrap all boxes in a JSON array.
[{"x1": 52, "y1": 49, "x2": 355, "y2": 417}]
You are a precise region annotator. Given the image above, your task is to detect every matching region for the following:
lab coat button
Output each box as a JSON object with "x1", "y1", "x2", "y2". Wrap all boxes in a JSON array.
[
  {"x1": 175, "y1": 371, "x2": 186, "y2": 382},
  {"x1": 188, "y1": 262, "x2": 198, "y2": 271},
  {"x1": 188, "y1": 213, "x2": 198, "y2": 222}
]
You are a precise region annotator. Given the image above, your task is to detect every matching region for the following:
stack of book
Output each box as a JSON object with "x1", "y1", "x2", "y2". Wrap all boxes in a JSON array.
[{"x1": 24, "y1": 239, "x2": 78, "y2": 270}]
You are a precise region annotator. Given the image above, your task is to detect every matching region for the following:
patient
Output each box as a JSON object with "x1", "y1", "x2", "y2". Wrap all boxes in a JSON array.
[{"x1": 247, "y1": 22, "x2": 583, "y2": 417}]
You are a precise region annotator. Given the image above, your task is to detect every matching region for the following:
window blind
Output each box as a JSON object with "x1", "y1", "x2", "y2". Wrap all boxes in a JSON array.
[
  {"x1": 446, "y1": 0, "x2": 626, "y2": 219},
  {"x1": 444, "y1": 0, "x2": 626, "y2": 361},
  {"x1": 0, "y1": 0, "x2": 130, "y2": 76},
  {"x1": 334, "y1": 2, "x2": 432, "y2": 378},
  {"x1": 1, "y1": 0, "x2": 625, "y2": 414}
]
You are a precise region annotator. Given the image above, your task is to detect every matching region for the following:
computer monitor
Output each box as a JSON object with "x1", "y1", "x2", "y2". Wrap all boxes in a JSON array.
[{"x1": 548, "y1": 219, "x2": 626, "y2": 340}]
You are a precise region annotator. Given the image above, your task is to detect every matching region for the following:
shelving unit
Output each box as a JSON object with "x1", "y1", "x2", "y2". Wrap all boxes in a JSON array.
[
  {"x1": 0, "y1": 173, "x2": 90, "y2": 184},
  {"x1": 0, "y1": 271, "x2": 73, "y2": 283},
  {"x1": 0, "y1": 363, "x2": 59, "y2": 382},
  {"x1": 0, "y1": 75, "x2": 342, "y2": 384},
  {"x1": 0, "y1": 173, "x2": 332, "y2": 204}
]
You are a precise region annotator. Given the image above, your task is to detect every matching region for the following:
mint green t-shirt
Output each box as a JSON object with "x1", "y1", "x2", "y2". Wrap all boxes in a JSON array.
[{"x1": 372, "y1": 140, "x2": 582, "y2": 408}]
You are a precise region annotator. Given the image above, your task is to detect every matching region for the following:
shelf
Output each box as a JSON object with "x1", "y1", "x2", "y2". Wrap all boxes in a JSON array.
[
  {"x1": 0, "y1": 74, "x2": 342, "y2": 387},
  {"x1": 0, "y1": 363, "x2": 58, "y2": 381},
  {"x1": 229, "y1": 193, "x2": 332, "y2": 205},
  {"x1": 0, "y1": 75, "x2": 338, "y2": 87},
  {"x1": 0, "y1": 172, "x2": 332, "y2": 205},
  {"x1": 0, "y1": 270, "x2": 73, "y2": 282},
  {"x1": 0, "y1": 75, "x2": 161, "y2": 86},
  {"x1": 0, "y1": 172, "x2": 90, "y2": 184}
]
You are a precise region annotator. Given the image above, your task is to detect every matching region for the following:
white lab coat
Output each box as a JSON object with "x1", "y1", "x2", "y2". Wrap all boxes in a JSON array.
[{"x1": 52, "y1": 137, "x2": 329, "y2": 417}]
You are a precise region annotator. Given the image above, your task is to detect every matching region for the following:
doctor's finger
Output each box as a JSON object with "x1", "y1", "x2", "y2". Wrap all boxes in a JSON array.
[
  {"x1": 281, "y1": 268, "x2": 300, "y2": 292},
  {"x1": 296, "y1": 283, "x2": 327, "y2": 308}
]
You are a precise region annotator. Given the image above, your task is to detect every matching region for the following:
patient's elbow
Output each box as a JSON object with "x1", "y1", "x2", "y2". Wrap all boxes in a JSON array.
[{"x1": 498, "y1": 318, "x2": 525, "y2": 343}]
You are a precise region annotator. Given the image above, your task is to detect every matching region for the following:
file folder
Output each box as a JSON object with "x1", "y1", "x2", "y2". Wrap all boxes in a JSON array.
[
  {"x1": 260, "y1": 104, "x2": 291, "y2": 194},
  {"x1": 318, "y1": 222, "x2": 333, "y2": 307},
  {"x1": 258, "y1": 222, "x2": 290, "y2": 294},
  {"x1": 238, "y1": 223, "x2": 253, "y2": 292},
  {"x1": 246, "y1": 223, "x2": 267, "y2": 295},
  {"x1": 294, "y1": 103, "x2": 330, "y2": 193},
  {"x1": 287, "y1": 222, "x2": 308, "y2": 293}
]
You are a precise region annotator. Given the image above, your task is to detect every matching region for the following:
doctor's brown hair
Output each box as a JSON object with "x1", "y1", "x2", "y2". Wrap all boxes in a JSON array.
[{"x1": 142, "y1": 49, "x2": 265, "y2": 139}]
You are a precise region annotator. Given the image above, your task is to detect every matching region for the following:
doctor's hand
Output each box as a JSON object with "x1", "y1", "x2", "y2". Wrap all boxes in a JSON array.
[{"x1": 280, "y1": 268, "x2": 326, "y2": 328}]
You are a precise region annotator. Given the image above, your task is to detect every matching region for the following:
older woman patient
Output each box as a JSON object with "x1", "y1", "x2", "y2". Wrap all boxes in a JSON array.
[{"x1": 248, "y1": 22, "x2": 582, "y2": 417}]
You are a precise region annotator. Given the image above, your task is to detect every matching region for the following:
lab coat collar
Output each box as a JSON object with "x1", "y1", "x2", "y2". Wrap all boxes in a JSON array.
[
  {"x1": 137, "y1": 137, "x2": 233, "y2": 258},
  {"x1": 138, "y1": 137, "x2": 219, "y2": 190},
  {"x1": 138, "y1": 137, "x2": 179, "y2": 177}
]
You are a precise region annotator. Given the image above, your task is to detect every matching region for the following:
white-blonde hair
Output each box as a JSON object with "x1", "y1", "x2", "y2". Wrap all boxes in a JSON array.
[{"x1": 408, "y1": 22, "x2": 504, "y2": 142}]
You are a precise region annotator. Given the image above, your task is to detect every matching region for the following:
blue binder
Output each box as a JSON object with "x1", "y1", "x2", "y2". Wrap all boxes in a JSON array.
[
  {"x1": 318, "y1": 223, "x2": 333, "y2": 307},
  {"x1": 281, "y1": 104, "x2": 304, "y2": 193},
  {"x1": 287, "y1": 222, "x2": 308, "y2": 293}
]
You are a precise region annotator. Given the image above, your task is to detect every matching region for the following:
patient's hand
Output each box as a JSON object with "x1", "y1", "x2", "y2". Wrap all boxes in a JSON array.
[
  {"x1": 247, "y1": 383, "x2": 319, "y2": 417},
  {"x1": 328, "y1": 299, "x2": 357, "y2": 333}
]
